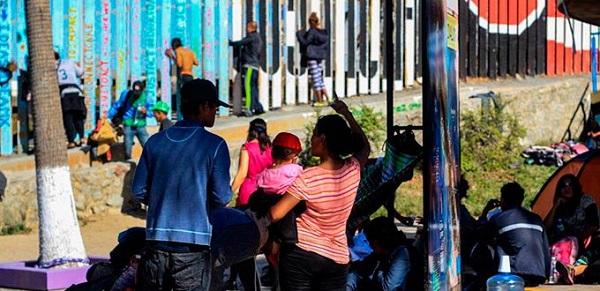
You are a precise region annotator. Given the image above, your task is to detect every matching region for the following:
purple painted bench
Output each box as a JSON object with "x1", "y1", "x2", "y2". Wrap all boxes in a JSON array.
[{"x1": 0, "y1": 256, "x2": 109, "y2": 291}]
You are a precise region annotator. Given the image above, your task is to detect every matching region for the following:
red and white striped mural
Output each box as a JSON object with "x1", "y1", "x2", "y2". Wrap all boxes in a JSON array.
[
  {"x1": 460, "y1": 0, "x2": 600, "y2": 78},
  {"x1": 547, "y1": 0, "x2": 600, "y2": 76}
]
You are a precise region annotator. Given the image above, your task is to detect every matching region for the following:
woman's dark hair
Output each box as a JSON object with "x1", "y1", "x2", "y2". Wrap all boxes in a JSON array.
[
  {"x1": 271, "y1": 146, "x2": 299, "y2": 161},
  {"x1": 247, "y1": 118, "x2": 271, "y2": 153},
  {"x1": 363, "y1": 217, "x2": 406, "y2": 249},
  {"x1": 315, "y1": 115, "x2": 363, "y2": 159},
  {"x1": 554, "y1": 174, "x2": 583, "y2": 209}
]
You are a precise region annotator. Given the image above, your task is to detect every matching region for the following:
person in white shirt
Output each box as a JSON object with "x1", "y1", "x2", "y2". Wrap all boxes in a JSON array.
[{"x1": 55, "y1": 51, "x2": 86, "y2": 148}]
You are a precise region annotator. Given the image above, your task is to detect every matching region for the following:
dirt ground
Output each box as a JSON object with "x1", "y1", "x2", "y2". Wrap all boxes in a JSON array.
[
  {"x1": 0, "y1": 210, "x2": 145, "y2": 263},
  {"x1": 1, "y1": 211, "x2": 599, "y2": 290}
]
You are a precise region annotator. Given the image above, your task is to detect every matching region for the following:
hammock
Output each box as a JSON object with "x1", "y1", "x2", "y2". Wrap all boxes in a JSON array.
[{"x1": 347, "y1": 127, "x2": 423, "y2": 236}]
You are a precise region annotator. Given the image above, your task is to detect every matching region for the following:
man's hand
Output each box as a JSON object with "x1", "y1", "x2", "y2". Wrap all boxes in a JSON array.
[
  {"x1": 483, "y1": 199, "x2": 500, "y2": 211},
  {"x1": 140, "y1": 106, "x2": 147, "y2": 115},
  {"x1": 164, "y1": 48, "x2": 174, "y2": 59}
]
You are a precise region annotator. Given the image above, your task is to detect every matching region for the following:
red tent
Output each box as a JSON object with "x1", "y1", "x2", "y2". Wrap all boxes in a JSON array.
[{"x1": 531, "y1": 149, "x2": 600, "y2": 220}]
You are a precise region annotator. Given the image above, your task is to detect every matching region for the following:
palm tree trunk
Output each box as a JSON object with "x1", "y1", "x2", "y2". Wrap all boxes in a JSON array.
[{"x1": 25, "y1": 0, "x2": 87, "y2": 268}]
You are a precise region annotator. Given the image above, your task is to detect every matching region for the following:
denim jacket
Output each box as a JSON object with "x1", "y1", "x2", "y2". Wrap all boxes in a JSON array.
[{"x1": 132, "y1": 120, "x2": 233, "y2": 246}]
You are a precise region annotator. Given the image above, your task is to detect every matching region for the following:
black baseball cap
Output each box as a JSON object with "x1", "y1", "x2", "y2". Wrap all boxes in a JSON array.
[{"x1": 180, "y1": 79, "x2": 231, "y2": 108}]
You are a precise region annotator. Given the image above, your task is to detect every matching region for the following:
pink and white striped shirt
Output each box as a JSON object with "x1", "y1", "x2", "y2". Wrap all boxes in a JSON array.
[{"x1": 287, "y1": 158, "x2": 360, "y2": 264}]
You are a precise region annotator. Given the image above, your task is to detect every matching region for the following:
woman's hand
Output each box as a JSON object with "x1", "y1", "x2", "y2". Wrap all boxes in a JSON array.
[{"x1": 330, "y1": 99, "x2": 349, "y2": 115}]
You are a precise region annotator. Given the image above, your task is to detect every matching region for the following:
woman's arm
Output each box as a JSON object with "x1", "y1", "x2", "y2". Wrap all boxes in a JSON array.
[
  {"x1": 231, "y1": 147, "x2": 249, "y2": 193},
  {"x1": 331, "y1": 100, "x2": 370, "y2": 168},
  {"x1": 269, "y1": 193, "x2": 301, "y2": 222}
]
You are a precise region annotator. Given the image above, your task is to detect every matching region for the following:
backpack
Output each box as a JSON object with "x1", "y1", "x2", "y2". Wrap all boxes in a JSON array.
[{"x1": 111, "y1": 90, "x2": 140, "y2": 127}]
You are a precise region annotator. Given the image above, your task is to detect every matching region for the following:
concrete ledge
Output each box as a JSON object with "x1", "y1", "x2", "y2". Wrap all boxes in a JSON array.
[{"x1": 0, "y1": 256, "x2": 108, "y2": 291}]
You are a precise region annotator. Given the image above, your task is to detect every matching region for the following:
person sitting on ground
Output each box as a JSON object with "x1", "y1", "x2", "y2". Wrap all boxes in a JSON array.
[
  {"x1": 543, "y1": 174, "x2": 600, "y2": 284},
  {"x1": 150, "y1": 100, "x2": 172, "y2": 132},
  {"x1": 475, "y1": 182, "x2": 550, "y2": 287},
  {"x1": 346, "y1": 216, "x2": 419, "y2": 291}
]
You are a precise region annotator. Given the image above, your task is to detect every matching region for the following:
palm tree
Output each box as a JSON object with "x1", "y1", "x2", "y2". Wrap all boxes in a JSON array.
[{"x1": 25, "y1": 0, "x2": 87, "y2": 268}]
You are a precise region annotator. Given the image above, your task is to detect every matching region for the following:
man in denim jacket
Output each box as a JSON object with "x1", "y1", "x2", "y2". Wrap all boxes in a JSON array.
[{"x1": 132, "y1": 79, "x2": 232, "y2": 290}]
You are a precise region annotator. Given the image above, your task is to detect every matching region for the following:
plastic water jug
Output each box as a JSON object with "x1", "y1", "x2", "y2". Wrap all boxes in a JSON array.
[{"x1": 486, "y1": 255, "x2": 525, "y2": 291}]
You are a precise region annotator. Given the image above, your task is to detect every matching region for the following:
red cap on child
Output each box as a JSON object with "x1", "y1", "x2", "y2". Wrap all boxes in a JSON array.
[{"x1": 272, "y1": 132, "x2": 302, "y2": 152}]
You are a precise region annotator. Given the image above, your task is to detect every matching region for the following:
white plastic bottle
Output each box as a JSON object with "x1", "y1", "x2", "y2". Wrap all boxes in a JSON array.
[
  {"x1": 548, "y1": 256, "x2": 559, "y2": 284},
  {"x1": 486, "y1": 255, "x2": 525, "y2": 291}
]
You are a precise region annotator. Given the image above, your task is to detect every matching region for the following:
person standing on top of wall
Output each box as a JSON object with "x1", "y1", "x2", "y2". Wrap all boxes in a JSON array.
[
  {"x1": 55, "y1": 51, "x2": 87, "y2": 149},
  {"x1": 165, "y1": 38, "x2": 199, "y2": 86},
  {"x1": 229, "y1": 21, "x2": 266, "y2": 116},
  {"x1": 297, "y1": 12, "x2": 331, "y2": 107}
]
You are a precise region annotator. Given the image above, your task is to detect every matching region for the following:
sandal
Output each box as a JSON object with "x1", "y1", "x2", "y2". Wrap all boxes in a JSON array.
[{"x1": 67, "y1": 143, "x2": 77, "y2": 149}]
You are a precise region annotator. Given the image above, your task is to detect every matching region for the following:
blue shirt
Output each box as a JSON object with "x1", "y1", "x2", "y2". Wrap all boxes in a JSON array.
[
  {"x1": 132, "y1": 120, "x2": 233, "y2": 246},
  {"x1": 107, "y1": 90, "x2": 153, "y2": 127}
]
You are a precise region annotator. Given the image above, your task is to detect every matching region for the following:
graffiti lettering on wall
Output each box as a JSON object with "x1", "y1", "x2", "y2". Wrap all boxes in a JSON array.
[
  {"x1": 203, "y1": 2, "x2": 215, "y2": 81},
  {"x1": 67, "y1": 6, "x2": 78, "y2": 60},
  {"x1": 160, "y1": 0, "x2": 171, "y2": 108},
  {"x1": 99, "y1": 0, "x2": 111, "y2": 118},
  {"x1": 396, "y1": 102, "x2": 422, "y2": 112},
  {"x1": 0, "y1": 0, "x2": 11, "y2": 155},
  {"x1": 83, "y1": 0, "x2": 95, "y2": 134},
  {"x1": 145, "y1": 0, "x2": 157, "y2": 105},
  {"x1": 131, "y1": 0, "x2": 141, "y2": 81}
]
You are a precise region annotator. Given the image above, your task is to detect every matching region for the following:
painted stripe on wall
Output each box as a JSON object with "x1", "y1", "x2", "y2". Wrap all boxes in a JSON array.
[
  {"x1": 297, "y1": 0, "x2": 308, "y2": 104},
  {"x1": 130, "y1": 0, "x2": 142, "y2": 82},
  {"x1": 52, "y1": 0, "x2": 65, "y2": 54},
  {"x1": 217, "y1": 0, "x2": 230, "y2": 116},
  {"x1": 83, "y1": 0, "x2": 96, "y2": 134},
  {"x1": 284, "y1": 3, "x2": 296, "y2": 105},
  {"x1": 99, "y1": 0, "x2": 111, "y2": 118},
  {"x1": 358, "y1": 0, "x2": 369, "y2": 95},
  {"x1": 346, "y1": 0, "x2": 357, "y2": 97},
  {"x1": 68, "y1": 0, "x2": 81, "y2": 63},
  {"x1": 145, "y1": 0, "x2": 158, "y2": 127},
  {"x1": 271, "y1": 0, "x2": 283, "y2": 108},
  {"x1": 258, "y1": 0, "x2": 269, "y2": 111},
  {"x1": 160, "y1": 0, "x2": 172, "y2": 117},
  {"x1": 369, "y1": 0, "x2": 380, "y2": 94},
  {"x1": 334, "y1": 0, "x2": 345, "y2": 97},
  {"x1": 203, "y1": 0, "x2": 216, "y2": 82},
  {"x1": 115, "y1": 0, "x2": 127, "y2": 99},
  {"x1": 0, "y1": 0, "x2": 12, "y2": 155},
  {"x1": 191, "y1": 0, "x2": 202, "y2": 78}
]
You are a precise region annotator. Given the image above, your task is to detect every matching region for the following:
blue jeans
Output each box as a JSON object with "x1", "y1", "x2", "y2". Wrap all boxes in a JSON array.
[
  {"x1": 124, "y1": 126, "x2": 149, "y2": 159},
  {"x1": 136, "y1": 246, "x2": 211, "y2": 290}
]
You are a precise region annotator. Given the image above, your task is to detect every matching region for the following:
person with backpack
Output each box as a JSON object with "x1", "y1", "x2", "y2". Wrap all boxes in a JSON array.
[{"x1": 107, "y1": 80, "x2": 153, "y2": 160}]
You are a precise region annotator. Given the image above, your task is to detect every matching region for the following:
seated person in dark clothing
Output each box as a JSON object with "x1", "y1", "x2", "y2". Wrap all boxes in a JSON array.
[
  {"x1": 475, "y1": 182, "x2": 551, "y2": 287},
  {"x1": 347, "y1": 217, "x2": 420, "y2": 291}
]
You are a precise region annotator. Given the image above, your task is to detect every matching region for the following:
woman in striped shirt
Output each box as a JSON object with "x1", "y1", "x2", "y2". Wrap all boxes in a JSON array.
[{"x1": 269, "y1": 100, "x2": 370, "y2": 290}]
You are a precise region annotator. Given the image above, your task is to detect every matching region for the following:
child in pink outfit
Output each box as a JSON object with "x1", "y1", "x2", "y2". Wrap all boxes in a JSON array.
[
  {"x1": 255, "y1": 132, "x2": 303, "y2": 268},
  {"x1": 256, "y1": 132, "x2": 303, "y2": 194}
]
